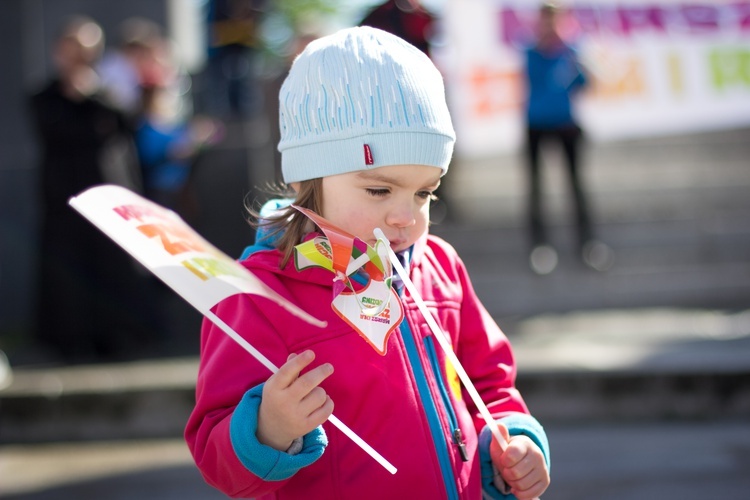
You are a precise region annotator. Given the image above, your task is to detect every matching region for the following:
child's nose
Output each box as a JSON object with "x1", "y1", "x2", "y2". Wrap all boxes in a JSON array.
[{"x1": 386, "y1": 202, "x2": 416, "y2": 228}]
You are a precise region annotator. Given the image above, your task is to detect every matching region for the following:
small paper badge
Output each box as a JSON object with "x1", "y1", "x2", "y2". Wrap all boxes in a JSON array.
[
  {"x1": 332, "y1": 288, "x2": 404, "y2": 355},
  {"x1": 364, "y1": 144, "x2": 374, "y2": 165}
]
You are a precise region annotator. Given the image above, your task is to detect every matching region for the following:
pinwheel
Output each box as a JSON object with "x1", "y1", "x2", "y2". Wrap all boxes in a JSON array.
[{"x1": 292, "y1": 205, "x2": 403, "y2": 356}]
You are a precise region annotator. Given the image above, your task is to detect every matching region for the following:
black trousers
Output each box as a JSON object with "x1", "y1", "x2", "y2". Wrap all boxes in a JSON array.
[{"x1": 524, "y1": 125, "x2": 593, "y2": 250}]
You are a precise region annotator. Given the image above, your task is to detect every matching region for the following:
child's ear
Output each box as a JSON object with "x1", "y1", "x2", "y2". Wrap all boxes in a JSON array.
[{"x1": 289, "y1": 182, "x2": 301, "y2": 194}]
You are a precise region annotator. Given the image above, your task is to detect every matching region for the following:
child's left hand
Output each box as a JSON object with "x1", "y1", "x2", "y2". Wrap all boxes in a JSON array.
[{"x1": 490, "y1": 425, "x2": 550, "y2": 500}]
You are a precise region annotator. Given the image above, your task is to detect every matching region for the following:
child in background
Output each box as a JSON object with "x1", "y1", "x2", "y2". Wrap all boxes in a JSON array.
[
  {"x1": 185, "y1": 27, "x2": 550, "y2": 499},
  {"x1": 134, "y1": 37, "x2": 222, "y2": 213},
  {"x1": 135, "y1": 81, "x2": 219, "y2": 212}
]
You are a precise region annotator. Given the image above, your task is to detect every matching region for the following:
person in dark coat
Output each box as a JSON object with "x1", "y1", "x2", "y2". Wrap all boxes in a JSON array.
[{"x1": 29, "y1": 16, "x2": 161, "y2": 363}]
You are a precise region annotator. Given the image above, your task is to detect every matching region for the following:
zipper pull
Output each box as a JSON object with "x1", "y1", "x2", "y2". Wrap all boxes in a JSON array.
[{"x1": 453, "y1": 428, "x2": 470, "y2": 462}]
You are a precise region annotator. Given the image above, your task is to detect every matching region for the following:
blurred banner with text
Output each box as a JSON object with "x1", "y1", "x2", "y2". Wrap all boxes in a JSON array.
[{"x1": 436, "y1": 0, "x2": 750, "y2": 156}]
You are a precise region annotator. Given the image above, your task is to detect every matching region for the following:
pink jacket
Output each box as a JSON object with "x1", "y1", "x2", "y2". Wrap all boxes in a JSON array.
[{"x1": 185, "y1": 233, "x2": 546, "y2": 499}]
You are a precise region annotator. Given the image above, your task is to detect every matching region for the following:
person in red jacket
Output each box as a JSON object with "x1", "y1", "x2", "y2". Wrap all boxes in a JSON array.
[
  {"x1": 185, "y1": 27, "x2": 550, "y2": 499},
  {"x1": 359, "y1": 0, "x2": 435, "y2": 56}
]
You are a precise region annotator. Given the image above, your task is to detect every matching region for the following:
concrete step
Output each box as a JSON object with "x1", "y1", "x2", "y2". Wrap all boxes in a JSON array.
[
  {"x1": 430, "y1": 215, "x2": 750, "y2": 319},
  {"x1": 0, "y1": 358, "x2": 197, "y2": 444},
  {"x1": 2, "y1": 307, "x2": 749, "y2": 444},
  {"x1": 512, "y1": 308, "x2": 750, "y2": 422}
]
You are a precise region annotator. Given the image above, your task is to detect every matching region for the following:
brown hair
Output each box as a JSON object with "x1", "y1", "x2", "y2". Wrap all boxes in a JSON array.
[{"x1": 248, "y1": 178, "x2": 324, "y2": 268}]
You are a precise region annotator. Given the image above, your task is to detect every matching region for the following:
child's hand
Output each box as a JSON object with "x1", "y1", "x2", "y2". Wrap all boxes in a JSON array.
[
  {"x1": 490, "y1": 425, "x2": 550, "y2": 500},
  {"x1": 256, "y1": 350, "x2": 334, "y2": 451}
]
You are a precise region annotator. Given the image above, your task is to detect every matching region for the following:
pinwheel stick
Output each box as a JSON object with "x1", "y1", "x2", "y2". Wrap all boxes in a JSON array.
[
  {"x1": 204, "y1": 309, "x2": 398, "y2": 474},
  {"x1": 374, "y1": 229, "x2": 508, "y2": 452}
]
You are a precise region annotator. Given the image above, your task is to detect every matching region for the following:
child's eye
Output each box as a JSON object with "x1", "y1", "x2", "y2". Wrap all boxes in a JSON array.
[
  {"x1": 417, "y1": 191, "x2": 438, "y2": 201},
  {"x1": 366, "y1": 188, "x2": 390, "y2": 197}
]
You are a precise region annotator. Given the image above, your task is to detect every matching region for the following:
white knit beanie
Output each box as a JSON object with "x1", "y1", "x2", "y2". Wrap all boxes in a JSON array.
[{"x1": 278, "y1": 26, "x2": 456, "y2": 183}]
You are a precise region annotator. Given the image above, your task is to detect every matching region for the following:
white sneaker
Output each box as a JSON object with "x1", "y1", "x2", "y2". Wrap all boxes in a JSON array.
[
  {"x1": 582, "y1": 240, "x2": 615, "y2": 271},
  {"x1": 530, "y1": 245, "x2": 558, "y2": 275}
]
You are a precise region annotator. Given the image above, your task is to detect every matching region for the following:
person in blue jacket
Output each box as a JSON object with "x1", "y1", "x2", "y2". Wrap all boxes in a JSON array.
[
  {"x1": 135, "y1": 79, "x2": 221, "y2": 214},
  {"x1": 523, "y1": 3, "x2": 613, "y2": 274}
]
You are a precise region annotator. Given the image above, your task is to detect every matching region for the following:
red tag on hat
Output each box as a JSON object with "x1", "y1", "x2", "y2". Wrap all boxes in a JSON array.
[{"x1": 364, "y1": 144, "x2": 374, "y2": 165}]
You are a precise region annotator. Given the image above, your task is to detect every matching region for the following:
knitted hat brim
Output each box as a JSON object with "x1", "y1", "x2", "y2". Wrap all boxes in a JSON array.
[{"x1": 282, "y1": 130, "x2": 454, "y2": 183}]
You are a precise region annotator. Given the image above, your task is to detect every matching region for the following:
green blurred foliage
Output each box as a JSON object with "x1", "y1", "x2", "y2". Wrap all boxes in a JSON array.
[
  {"x1": 272, "y1": 0, "x2": 341, "y2": 30},
  {"x1": 259, "y1": 0, "x2": 343, "y2": 62}
]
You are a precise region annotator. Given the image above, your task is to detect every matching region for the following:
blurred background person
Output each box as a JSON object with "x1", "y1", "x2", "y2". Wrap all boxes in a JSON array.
[
  {"x1": 97, "y1": 17, "x2": 164, "y2": 121},
  {"x1": 204, "y1": 0, "x2": 267, "y2": 119},
  {"x1": 522, "y1": 3, "x2": 613, "y2": 275},
  {"x1": 28, "y1": 15, "x2": 161, "y2": 363},
  {"x1": 359, "y1": 0, "x2": 435, "y2": 57},
  {"x1": 133, "y1": 35, "x2": 223, "y2": 216}
]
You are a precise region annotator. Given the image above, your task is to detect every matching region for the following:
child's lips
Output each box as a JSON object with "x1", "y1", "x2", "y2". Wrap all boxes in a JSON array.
[
  {"x1": 372, "y1": 236, "x2": 401, "y2": 249},
  {"x1": 388, "y1": 239, "x2": 406, "y2": 250},
  {"x1": 371, "y1": 231, "x2": 405, "y2": 250}
]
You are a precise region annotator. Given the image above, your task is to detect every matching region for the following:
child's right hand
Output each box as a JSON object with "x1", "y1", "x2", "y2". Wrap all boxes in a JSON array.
[
  {"x1": 490, "y1": 424, "x2": 550, "y2": 500},
  {"x1": 257, "y1": 350, "x2": 335, "y2": 451}
]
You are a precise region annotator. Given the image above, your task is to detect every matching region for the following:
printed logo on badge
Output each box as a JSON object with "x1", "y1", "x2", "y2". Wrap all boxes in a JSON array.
[
  {"x1": 332, "y1": 287, "x2": 403, "y2": 355},
  {"x1": 364, "y1": 144, "x2": 374, "y2": 165}
]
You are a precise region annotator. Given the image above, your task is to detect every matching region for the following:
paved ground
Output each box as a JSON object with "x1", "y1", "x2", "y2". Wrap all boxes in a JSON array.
[
  {"x1": 2, "y1": 420, "x2": 749, "y2": 499},
  {"x1": 2, "y1": 306, "x2": 748, "y2": 443}
]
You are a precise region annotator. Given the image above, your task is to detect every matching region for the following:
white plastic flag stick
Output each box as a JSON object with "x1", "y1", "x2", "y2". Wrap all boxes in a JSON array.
[
  {"x1": 68, "y1": 185, "x2": 396, "y2": 474},
  {"x1": 374, "y1": 228, "x2": 508, "y2": 452},
  {"x1": 203, "y1": 310, "x2": 398, "y2": 474}
]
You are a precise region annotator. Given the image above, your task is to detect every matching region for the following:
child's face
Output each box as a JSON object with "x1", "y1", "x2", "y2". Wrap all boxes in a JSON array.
[{"x1": 320, "y1": 164, "x2": 441, "y2": 253}]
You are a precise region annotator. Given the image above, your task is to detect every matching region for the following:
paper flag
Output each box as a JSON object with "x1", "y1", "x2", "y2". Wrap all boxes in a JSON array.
[
  {"x1": 69, "y1": 185, "x2": 324, "y2": 327},
  {"x1": 69, "y1": 185, "x2": 397, "y2": 475}
]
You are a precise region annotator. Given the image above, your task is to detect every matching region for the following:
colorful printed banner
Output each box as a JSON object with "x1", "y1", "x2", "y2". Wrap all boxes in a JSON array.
[
  {"x1": 437, "y1": 0, "x2": 750, "y2": 156},
  {"x1": 69, "y1": 185, "x2": 324, "y2": 326}
]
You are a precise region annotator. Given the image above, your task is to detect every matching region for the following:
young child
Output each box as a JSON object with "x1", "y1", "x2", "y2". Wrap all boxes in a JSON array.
[{"x1": 185, "y1": 26, "x2": 550, "y2": 499}]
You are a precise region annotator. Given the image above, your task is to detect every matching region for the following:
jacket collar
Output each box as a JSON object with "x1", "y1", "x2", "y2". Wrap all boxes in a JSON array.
[{"x1": 240, "y1": 231, "x2": 429, "y2": 287}]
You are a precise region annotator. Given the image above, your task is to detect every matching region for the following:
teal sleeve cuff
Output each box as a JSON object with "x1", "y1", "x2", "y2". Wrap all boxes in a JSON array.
[
  {"x1": 478, "y1": 413, "x2": 551, "y2": 500},
  {"x1": 229, "y1": 383, "x2": 328, "y2": 481},
  {"x1": 500, "y1": 412, "x2": 550, "y2": 470}
]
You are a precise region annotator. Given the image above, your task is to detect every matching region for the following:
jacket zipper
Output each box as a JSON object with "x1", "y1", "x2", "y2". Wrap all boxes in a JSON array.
[
  {"x1": 399, "y1": 317, "x2": 460, "y2": 499},
  {"x1": 425, "y1": 335, "x2": 470, "y2": 462}
]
